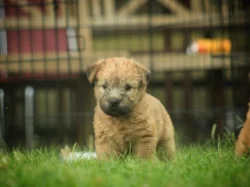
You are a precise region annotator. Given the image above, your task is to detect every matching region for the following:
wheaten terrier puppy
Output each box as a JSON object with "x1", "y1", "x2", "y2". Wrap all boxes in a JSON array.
[
  {"x1": 86, "y1": 57, "x2": 175, "y2": 160},
  {"x1": 236, "y1": 102, "x2": 250, "y2": 157}
]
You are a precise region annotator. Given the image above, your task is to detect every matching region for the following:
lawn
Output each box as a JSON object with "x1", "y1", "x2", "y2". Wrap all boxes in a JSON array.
[{"x1": 0, "y1": 144, "x2": 249, "y2": 187}]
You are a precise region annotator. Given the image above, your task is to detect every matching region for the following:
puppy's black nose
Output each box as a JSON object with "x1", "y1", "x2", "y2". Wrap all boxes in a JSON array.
[{"x1": 109, "y1": 98, "x2": 121, "y2": 106}]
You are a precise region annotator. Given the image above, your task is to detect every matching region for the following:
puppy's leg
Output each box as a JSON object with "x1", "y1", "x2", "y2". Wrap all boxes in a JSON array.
[
  {"x1": 95, "y1": 140, "x2": 118, "y2": 160},
  {"x1": 235, "y1": 139, "x2": 248, "y2": 157},
  {"x1": 133, "y1": 136, "x2": 158, "y2": 159},
  {"x1": 159, "y1": 138, "x2": 176, "y2": 161},
  {"x1": 158, "y1": 115, "x2": 176, "y2": 161},
  {"x1": 95, "y1": 139, "x2": 125, "y2": 160}
]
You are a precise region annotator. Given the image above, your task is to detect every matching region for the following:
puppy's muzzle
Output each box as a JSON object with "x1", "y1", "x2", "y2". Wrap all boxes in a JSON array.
[{"x1": 100, "y1": 98, "x2": 130, "y2": 117}]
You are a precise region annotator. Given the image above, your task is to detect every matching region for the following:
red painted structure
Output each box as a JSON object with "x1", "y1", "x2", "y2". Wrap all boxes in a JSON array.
[
  {"x1": 4, "y1": 0, "x2": 68, "y2": 54},
  {"x1": 0, "y1": 0, "x2": 78, "y2": 82}
]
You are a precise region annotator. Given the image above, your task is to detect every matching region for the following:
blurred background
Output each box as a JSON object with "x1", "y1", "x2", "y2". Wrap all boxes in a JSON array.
[{"x1": 0, "y1": 0, "x2": 249, "y2": 149}]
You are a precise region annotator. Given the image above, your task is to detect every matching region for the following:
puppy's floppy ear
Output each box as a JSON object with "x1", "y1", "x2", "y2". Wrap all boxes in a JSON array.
[
  {"x1": 135, "y1": 62, "x2": 151, "y2": 86},
  {"x1": 86, "y1": 60, "x2": 104, "y2": 83}
]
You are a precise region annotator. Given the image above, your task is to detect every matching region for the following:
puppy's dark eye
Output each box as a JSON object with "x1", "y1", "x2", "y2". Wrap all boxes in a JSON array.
[
  {"x1": 102, "y1": 84, "x2": 108, "y2": 89},
  {"x1": 125, "y1": 84, "x2": 132, "y2": 91}
]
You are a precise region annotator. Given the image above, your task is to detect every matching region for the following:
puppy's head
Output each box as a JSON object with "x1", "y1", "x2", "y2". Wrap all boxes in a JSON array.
[{"x1": 86, "y1": 57, "x2": 150, "y2": 117}]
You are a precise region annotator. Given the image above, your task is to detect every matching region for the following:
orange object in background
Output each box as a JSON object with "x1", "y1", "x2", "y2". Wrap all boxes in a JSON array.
[{"x1": 187, "y1": 39, "x2": 231, "y2": 55}]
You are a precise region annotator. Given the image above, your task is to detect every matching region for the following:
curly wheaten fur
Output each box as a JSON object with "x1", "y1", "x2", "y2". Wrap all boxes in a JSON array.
[
  {"x1": 86, "y1": 57, "x2": 176, "y2": 160},
  {"x1": 236, "y1": 102, "x2": 250, "y2": 157}
]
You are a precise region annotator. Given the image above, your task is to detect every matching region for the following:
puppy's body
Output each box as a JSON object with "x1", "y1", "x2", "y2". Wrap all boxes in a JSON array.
[
  {"x1": 87, "y1": 57, "x2": 175, "y2": 160},
  {"x1": 235, "y1": 103, "x2": 250, "y2": 157},
  {"x1": 94, "y1": 93, "x2": 175, "y2": 159}
]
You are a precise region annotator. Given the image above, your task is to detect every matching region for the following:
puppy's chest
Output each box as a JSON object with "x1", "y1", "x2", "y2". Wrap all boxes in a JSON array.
[
  {"x1": 100, "y1": 122, "x2": 144, "y2": 143},
  {"x1": 119, "y1": 126, "x2": 139, "y2": 143}
]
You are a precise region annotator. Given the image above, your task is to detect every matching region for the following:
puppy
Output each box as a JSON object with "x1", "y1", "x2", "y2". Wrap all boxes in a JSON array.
[
  {"x1": 235, "y1": 102, "x2": 250, "y2": 157},
  {"x1": 86, "y1": 57, "x2": 175, "y2": 160}
]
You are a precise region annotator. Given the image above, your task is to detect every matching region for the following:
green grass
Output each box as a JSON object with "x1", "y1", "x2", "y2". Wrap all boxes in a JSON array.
[{"x1": 0, "y1": 145, "x2": 249, "y2": 187}]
